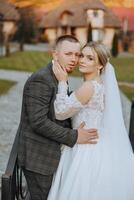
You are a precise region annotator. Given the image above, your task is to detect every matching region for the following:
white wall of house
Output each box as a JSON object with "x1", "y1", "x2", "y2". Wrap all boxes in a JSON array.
[
  {"x1": 75, "y1": 27, "x2": 88, "y2": 46},
  {"x1": 57, "y1": 27, "x2": 63, "y2": 37},
  {"x1": 92, "y1": 28, "x2": 104, "y2": 41},
  {"x1": 3, "y1": 21, "x2": 16, "y2": 35},
  {"x1": 44, "y1": 26, "x2": 116, "y2": 50},
  {"x1": 102, "y1": 28, "x2": 115, "y2": 49},
  {"x1": 44, "y1": 28, "x2": 57, "y2": 44},
  {"x1": 92, "y1": 29, "x2": 99, "y2": 41},
  {"x1": 57, "y1": 26, "x2": 72, "y2": 36},
  {"x1": 87, "y1": 9, "x2": 104, "y2": 28}
]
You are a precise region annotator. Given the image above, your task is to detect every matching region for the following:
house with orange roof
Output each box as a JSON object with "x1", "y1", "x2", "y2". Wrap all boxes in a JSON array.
[
  {"x1": 112, "y1": 7, "x2": 134, "y2": 52},
  {"x1": 0, "y1": 0, "x2": 20, "y2": 43},
  {"x1": 39, "y1": 0, "x2": 121, "y2": 49}
]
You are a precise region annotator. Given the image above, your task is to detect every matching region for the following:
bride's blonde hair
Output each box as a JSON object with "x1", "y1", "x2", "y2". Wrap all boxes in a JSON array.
[{"x1": 82, "y1": 42, "x2": 111, "y2": 73}]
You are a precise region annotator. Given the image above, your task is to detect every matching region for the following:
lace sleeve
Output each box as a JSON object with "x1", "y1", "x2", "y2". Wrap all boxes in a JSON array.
[{"x1": 54, "y1": 81, "x2": 84, "y2": 120}]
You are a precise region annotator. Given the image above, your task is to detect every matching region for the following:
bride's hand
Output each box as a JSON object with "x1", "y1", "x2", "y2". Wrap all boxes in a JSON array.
[{"x1": 53, "y1": 60, "x2": 68, "y2": 82}]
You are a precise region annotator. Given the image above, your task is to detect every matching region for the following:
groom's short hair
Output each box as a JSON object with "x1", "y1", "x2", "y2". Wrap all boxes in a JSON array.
[{"x1": 55, "y1": 35, "x2": 79, "y2": 49}]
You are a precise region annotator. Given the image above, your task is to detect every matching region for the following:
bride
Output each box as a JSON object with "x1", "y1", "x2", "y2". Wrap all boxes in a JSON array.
[{"x1": 47, "y1": 42, "x2": 134, "y2": 200}]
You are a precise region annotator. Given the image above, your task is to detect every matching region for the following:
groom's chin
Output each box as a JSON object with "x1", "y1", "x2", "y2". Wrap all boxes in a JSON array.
[{"x1": 66, "y1": 68, "x2": 74, "y2": 73}]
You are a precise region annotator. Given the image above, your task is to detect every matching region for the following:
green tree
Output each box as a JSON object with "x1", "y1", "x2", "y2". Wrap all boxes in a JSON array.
[
  {"x1": 111, "y1": 33, "x2": 119, "y2": 57},
  {"x1": 15, "y1": 7, "x2": 37, "y2": 51},
  {"x1": 87, "y1": 24, "x2": 92, "y2": 42}
]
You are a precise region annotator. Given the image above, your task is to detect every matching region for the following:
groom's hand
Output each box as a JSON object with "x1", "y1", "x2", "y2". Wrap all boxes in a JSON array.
[
  {"x1": 77, "y1": 122, "x2": 99, "y2": 144},
  {"x1": 53, "y1": 59, "x2": 68, "y2": 81}
]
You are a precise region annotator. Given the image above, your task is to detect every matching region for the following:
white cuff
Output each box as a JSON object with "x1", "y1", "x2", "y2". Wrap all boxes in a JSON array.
[{"x1": 58, "y1": 81, "x2": 68, "y2": 94}]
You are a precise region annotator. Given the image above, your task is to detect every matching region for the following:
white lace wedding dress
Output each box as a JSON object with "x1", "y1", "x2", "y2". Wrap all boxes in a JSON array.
[{"x1": 47, "y1": 80, "x2": 134, "y2": 200}]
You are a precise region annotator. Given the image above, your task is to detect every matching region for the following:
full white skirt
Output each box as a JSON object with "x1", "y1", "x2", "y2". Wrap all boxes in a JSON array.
[{"x1": 47, "y1": 128, "x2": 134, "y2": 200}]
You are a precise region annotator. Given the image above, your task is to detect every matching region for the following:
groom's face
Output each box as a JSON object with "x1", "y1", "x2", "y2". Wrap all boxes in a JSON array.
[{"x1": 54, "y1": 40, "x2": 81, "y2": 73}]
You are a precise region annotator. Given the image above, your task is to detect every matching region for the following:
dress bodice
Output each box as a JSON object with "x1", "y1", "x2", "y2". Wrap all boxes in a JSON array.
[{"x1": 72, "y1": 80, "x2": 105, "y2": 129}]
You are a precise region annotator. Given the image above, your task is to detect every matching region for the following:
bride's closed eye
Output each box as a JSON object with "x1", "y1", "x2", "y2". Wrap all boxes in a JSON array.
[{"x1": 87, "y1": 56, "x2": 94, "y2": 61}]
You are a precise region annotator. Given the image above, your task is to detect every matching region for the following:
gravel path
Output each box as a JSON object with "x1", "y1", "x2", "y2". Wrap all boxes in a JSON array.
[
  {"x1": 119, "y1": 81, "x2": 134, "y2": 88},
  {"x1": 0, "y1": 70, "x2": 31, "y2": 179}
]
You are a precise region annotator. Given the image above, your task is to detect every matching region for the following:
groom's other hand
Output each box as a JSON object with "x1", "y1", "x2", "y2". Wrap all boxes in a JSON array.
[{"x1": 77, "y1": 122, "x2": 98, "y2": 144}]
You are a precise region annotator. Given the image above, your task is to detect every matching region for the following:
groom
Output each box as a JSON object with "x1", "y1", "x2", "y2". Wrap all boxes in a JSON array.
[{"x1": 17, "y1": 35, "x2": 98, "y2": 200}]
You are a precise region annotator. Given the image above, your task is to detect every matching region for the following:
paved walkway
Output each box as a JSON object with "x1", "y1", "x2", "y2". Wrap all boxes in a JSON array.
[
  {"x1": 0, "y1": 69, "x2": 132, "y2": 187},
  {"x1": 0, "y1": 43, "x2": 51, "y2": 56},
  {"x1": 118, "y1": 81, "x2": 134, "y2": 88},
  {"x1": 0, "y1": 70, "x2": 31, "y2": 181}
]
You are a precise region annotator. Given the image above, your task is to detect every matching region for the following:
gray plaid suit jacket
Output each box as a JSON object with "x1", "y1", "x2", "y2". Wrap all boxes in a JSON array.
[{"x1": 18, "y1": 62, "x2": 78, "y2": 175}]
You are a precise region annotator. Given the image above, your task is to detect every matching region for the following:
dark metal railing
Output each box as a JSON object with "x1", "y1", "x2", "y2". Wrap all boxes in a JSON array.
[
  {"x1": 129, "y1": 101, "x2": 134, "y2": 151},
  {"x1": 1, "y1": 129, "x2": 29, "y2": 200},
  {"x1": 1, "y1": 100, "x2": 134, "y2": 200}
]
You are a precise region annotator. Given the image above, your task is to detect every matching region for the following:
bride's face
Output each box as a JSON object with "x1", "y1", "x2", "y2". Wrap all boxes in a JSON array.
[{"x1": 79, "y1": 47, "x2": 102, "y2": 74}]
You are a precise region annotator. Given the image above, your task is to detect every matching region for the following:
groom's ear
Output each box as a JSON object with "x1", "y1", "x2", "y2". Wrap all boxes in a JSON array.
[{"x1": 52, "y1": 50, "x2": 58, "y2": 61}]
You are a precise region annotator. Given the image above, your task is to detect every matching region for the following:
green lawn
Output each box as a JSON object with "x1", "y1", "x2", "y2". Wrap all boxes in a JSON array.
[
  {"x1": 111, "y1": 57, "x2": 134, "y2": 83},
  {"x1": 0, "y1": 51, "x2": 134, "y2": 99},
  {"x1": 0, "y1": 51, "x2": 134, "y2": 82},
  {"x1": 0, "y1": 51, "x2": 51, "y2": 72},
  {"x1": 0, "y1": 80, "x2": 16, "y2": 95},
  {"x1": 119, "y1": 85, "x2": 134, "y2": 100}
]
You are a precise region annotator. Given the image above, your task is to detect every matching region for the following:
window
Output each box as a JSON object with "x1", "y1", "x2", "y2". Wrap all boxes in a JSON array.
[
  {"x1": 0, "y1": 13, "x2": 4, "y2": 21},
  {"x1": 93, "y1": 10, "x2": 98, "y2": 17}
]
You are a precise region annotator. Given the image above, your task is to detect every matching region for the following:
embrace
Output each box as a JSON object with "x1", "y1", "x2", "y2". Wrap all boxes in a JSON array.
[{"x1": 17, "y1": 35, "x2": 134, "y2": 200}]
